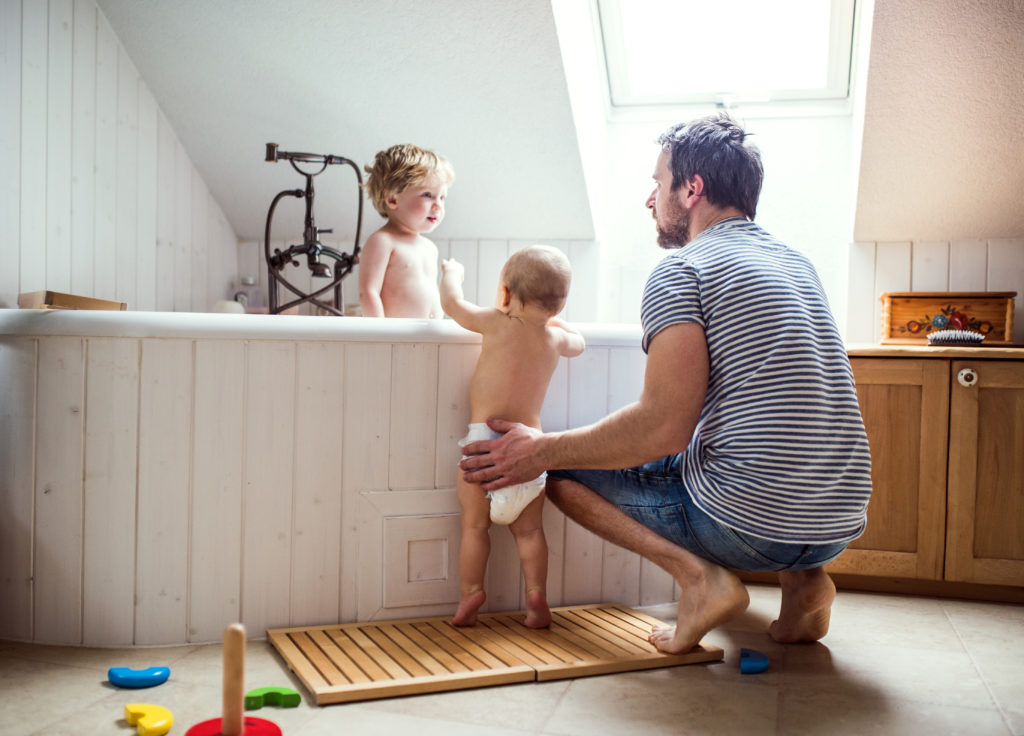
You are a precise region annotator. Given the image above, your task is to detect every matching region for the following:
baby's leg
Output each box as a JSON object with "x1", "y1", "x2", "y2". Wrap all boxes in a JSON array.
[
  {"x1": 508, "y1": 493, "x2": 551, "y2": 628},
  {"x1": 454, "y1": 474, "x2": 491, "y2": 626}
]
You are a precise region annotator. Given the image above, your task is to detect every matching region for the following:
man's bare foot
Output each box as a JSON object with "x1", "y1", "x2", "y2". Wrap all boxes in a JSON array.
[
  {"x1": 523, "y1": 588, "x2": 551, "y2": 628},
  {"x1": 769, "y1": 568, "x2": 836, "y2": 643},
  {"x1": 452, "y1": 588, "x2": 486, "y2": 627},
  {"x1": 649, "y1": 561, "x2": 749, "y2": 654}
]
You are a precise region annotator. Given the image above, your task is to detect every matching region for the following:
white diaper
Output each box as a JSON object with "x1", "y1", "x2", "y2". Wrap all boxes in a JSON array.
[{"x1": 459, "y1": 423, "x2": 546, "y2": 525}]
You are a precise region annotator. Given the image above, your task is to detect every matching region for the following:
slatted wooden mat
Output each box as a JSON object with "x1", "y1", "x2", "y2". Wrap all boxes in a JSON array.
[{"x1": 267, "y1": 603, "x2": 723, "y2": 705}]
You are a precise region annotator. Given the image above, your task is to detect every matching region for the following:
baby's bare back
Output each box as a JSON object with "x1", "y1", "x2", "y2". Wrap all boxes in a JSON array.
[{"x1": 469, "y1": 320, "x2": 562, "y2": 429}]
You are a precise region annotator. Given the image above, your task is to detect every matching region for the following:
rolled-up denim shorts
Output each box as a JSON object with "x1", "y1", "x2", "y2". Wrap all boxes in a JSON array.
[{"x1": 547, "y1": 455, "x2": 849, "y2": 572}]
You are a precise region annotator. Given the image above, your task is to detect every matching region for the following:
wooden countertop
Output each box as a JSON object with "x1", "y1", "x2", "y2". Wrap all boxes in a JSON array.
[{"x1": 846, "y1": 343, "x2": 1024, "y2": 359}]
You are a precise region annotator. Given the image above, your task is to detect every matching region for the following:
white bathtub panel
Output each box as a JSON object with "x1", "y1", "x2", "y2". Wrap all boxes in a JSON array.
[
  {"x1": 541, "y1": 501, "x2": 568, "y2": 608},
  {"x1": 135, "y1": 339, "x2": 192, "y2": 645},
  {"x1": 340, "y1": 343, "x2": 392, "y2": 622},
  {"x1": 357, "y1": 488, "x2": 462, "y2": 621},
  {"x1": 608, "y1": 346, "x2": 645, "y2": 411},
  {"x1": 290, "y1": 342, "x2": 345, "y2": 627},
  {"x1": 189, "y1": 340, "x2": 245, "y2": 642},
  {"x1": 34, "y1": 338, "x2": 85, "y2": 644},
  {"x1": 434, "y1": 343, "x2": 479, "y2": 489},
  {"x1": 242, "y1": 341, "x2": 296, "y2": 635},
  {"x1": 389, "y1": 344, "x2": 439, "y2": 491},
  {"x1": 0, "y1": 338, "x2": 36, "y2": 640},
  {"x1": 481, "y1": 521, "x2": 523, "y2": 614},
  {"x1": 540, "y1": 357, "x2": 569, "y2": 433},
  {"x1": 561, "y1": 348, "x2": 610, "y2": 605},
  {"x1": 82, "y1": 338, "x2": 139, "y2": 646},
  {"x1": 568, "y1": 240, "x2": 600, "y2": 323}
]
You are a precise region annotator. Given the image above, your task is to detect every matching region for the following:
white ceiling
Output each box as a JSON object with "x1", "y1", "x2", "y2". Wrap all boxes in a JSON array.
[{"x1": 95, "y1": 0, "x2": 595, "y2": 243}]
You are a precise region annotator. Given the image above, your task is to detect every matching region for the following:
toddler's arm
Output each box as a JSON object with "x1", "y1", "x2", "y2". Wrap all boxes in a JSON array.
[
  {"x1": 547, "y1": 316, "x2": 586, "y2": 357},
  {"x1": 440, "y1": 259, "x2": 489, "y2": 333},
  {"x1": 358, "y1": 231, "x2": 392, "y2": 317}
]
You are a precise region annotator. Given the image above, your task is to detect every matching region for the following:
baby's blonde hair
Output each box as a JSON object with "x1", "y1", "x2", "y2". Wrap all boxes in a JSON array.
[
  {"x1": 500, "y1": 245, "x2": 572, "y2": 316},
  {"x1": 363, "y1": 143, "x2": 455, "y2": 218}
]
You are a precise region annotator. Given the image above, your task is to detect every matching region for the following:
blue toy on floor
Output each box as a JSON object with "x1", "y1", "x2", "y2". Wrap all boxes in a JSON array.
[{"x1": 108, "y1": 666, "x2": 171, "y2": 688}]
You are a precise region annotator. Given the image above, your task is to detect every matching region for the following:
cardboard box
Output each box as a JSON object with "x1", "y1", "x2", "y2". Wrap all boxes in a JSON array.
[
  {"x1": 18, "y1": 290, "x2": 127, "y2": 311},
  {"x1": 880, "y1": 291, "x2": 1015, "y2": 345}
]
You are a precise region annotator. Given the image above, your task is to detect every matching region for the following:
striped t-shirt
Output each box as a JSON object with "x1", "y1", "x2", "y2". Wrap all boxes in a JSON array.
[{"x1": 641, "y1": 218, "x2": 871, "y2": 544}]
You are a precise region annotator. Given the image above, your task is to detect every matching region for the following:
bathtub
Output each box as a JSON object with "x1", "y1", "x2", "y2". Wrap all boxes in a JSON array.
[{"x1": 0, "y1": 310, "x2": 673, "y2": 647}]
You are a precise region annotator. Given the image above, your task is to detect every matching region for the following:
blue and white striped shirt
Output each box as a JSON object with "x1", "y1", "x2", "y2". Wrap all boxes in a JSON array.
[{"x1": 641, "y1": 218, "x2": 871, "y2": 544}]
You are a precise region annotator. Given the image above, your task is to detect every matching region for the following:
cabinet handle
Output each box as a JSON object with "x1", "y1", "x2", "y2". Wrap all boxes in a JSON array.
[{"x1": 957, "y1": 367, "x2": 978, "y2": 388}]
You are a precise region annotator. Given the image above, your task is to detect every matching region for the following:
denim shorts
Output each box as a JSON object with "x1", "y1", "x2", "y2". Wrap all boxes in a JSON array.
[{"x1": 547, "y1": 456, "x2": 849, "y2": 572}]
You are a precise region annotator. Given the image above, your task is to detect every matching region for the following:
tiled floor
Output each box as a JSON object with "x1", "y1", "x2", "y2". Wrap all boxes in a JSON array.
[{"x1": 2, "y1": 584, "x2": 1021, "y2": 735}]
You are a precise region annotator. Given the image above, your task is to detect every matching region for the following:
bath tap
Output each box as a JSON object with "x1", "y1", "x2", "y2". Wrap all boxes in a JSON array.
[{"x1": 263, "y1": 143, "x2": 364, "y2": 315}]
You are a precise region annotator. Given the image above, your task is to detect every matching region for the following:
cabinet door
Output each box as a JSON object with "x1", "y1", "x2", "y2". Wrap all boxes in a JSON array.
[
  {"x1": 828, "y1": 359, "x2": 949, "y2": 579},
  {"x1": 946, "y1": 360, "x2": 1024, "y2": 585}
]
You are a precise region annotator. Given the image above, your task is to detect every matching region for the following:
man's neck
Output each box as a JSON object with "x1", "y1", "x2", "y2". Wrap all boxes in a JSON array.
[{"x1": 688, "y1": 205, "x2": 747, "y2": 241}]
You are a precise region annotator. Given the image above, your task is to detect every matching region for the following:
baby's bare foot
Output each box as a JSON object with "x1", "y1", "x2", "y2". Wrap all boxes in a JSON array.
[
  {"x1": 523, "y1": 589, "x2": 551, "y2": 628},
  {"x1": 649, "y1": 563, "x2": 749, "y2": 654},
  {"x1": 452, "y1": 588, "x2": 486, "y2": 627}
]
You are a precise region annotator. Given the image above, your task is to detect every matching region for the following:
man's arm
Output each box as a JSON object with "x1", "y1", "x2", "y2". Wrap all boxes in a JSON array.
[
  {"x1": 460, "y1": 322, "x2": 709, "y2": 489},
  {"x1": 358, "y1": 232, "x2": 391, "y2": 318}
]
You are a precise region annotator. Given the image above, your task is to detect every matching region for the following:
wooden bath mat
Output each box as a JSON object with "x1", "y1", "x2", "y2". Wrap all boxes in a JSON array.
[{"x1": 267, "y1": 603, "x2": 723, "y2": 705}]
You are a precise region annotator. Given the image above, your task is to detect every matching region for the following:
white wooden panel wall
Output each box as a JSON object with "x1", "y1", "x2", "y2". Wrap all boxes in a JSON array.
[
  {"x1": 238, "y1": 237, "x2": 602, "y2": 322},
  {"x1": 0, "y1": 331, "x2": 651, "y2": 645},
  {"x1": 846, "y1": 239, "x2": 1024, "y2": 344},
  {"x1": 0, "y1": 0, "x2": 238, "y2": 311}
]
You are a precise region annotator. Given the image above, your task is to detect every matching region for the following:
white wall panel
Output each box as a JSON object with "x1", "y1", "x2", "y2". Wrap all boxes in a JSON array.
[
  {"x1": 82, "y1": 338, "x2": 138, "y2": 646},
  {"x1": 949, "y1": 239, "x2": 988, "y2": 291},
  {"x1": 70, "y1": 0, "x2": 96, "y2": 299},
  {"x1": 988, "y1": 238, "x2": 1024, "y2": 345},
  {"x1": 0, "y1": 0, "x2": 22, "y2": 307},
  {"x1": 911, "y1": 240, "x2": 949, "y2": 292},
  {"x1": 173, "y1": 140, "x2": 192, "y2": 312},
  {"x1": 46, "y1": 0, "x2": 74, "y2": 293},
  {"x1": 19, "y1": 0, "x2": 47, "y2": 295},
  {"x1": 114, "y1": 48, "x2": 138, "y2": 307},
  {"x1": 135, "y1": 85, "x2": 158, "y2": 310},
  {"x1": 93, "y1": 11, "x2": 117, "y2": 301},
  {"x1": 33, "y1": 338, "x2": 85, "y2": 645}
]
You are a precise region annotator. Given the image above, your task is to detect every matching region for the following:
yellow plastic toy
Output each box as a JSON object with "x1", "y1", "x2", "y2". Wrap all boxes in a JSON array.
[{"x1": 124, "y1": 703, "x2": 173, "y2": 736}]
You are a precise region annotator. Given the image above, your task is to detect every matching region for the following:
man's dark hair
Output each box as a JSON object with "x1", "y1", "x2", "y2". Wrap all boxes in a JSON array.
[{"x1": 657, "y1": 113, "x2": 763, "y2": 219}]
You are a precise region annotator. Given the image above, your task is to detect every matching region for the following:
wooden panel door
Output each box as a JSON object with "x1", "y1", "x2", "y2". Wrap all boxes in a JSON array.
[
  {"x1": 946, "y1": 360, "x2": 1024, "y2": 585},
  {"x1": 828, "y1": 358, "x2": 949, "y2": 579}
]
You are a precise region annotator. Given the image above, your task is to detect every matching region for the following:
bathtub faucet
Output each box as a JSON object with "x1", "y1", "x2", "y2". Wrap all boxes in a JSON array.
[{"x1": 263, "y1": 143, "x2": 364, "y2": 315}]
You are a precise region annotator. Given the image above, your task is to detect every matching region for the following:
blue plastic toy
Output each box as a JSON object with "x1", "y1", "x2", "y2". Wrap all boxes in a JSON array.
[
  {"x1": 108, "y1": 666, "x2": 171, "y2": 688},
  {"x1": 739, "y1": 648, "x2": 770, "y2": 674}
]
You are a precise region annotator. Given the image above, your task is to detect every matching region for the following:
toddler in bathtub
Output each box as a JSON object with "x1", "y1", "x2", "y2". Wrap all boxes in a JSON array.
[
  {"x1": 359, "y1": 143, "x2": 454, "y2": 318},
  {"x1": 441, "y1": 245, "x2": 585, "y2": 627}
]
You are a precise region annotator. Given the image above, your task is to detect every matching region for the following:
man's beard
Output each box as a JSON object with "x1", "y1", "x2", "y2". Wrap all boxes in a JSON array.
[{"x1": 654, "y1": 197, "x2": 690, "y2": 249}]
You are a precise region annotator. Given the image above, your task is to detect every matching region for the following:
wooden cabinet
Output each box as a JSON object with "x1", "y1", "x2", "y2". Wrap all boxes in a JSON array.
[{"x1": 829, "y1": 349, "x2": 1024, "y2": 595}]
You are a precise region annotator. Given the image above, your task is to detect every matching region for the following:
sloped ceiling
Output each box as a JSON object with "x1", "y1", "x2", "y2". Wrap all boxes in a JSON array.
[
  {"x1": 95, "y1": 0, "x2": 594, "y2": 243},
  {"x1": 855, "y1": 0, "x2": 1024, "y2": 241}
]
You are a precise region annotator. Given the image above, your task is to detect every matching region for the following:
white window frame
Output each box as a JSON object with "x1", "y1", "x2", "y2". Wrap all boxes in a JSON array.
[{"x1": 597, "y1": 0, "x2": 857, "y2": 108}]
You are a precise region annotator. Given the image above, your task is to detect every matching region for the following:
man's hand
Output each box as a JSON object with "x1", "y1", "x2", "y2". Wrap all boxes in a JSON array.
[{"x1": 459, "y1": 418, "x2": 545, "y2": 490}]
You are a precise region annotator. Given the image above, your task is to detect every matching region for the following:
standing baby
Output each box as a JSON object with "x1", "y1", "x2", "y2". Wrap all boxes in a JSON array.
[
  {"x1": 441, "y1": 246, "x2": 585, "y2": 627},
  {"x1": 359, "y1": 144, "x2": 455, "y2": 318}
]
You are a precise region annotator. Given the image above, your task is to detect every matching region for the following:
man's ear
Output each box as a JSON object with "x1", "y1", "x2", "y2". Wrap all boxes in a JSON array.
[{"x1": 684, "y1": 174, "x2": 706, "y2": 202}]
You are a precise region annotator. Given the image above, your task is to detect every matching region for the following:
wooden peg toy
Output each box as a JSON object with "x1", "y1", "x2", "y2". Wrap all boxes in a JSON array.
[{"x1": 185, "y1": 624, "x2": 281, "y2": 736}]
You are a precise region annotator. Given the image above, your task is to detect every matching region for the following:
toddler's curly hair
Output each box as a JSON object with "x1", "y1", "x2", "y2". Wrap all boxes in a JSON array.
[{"x1": 363, "y1": 144, "x2": 455, "y2": 218}]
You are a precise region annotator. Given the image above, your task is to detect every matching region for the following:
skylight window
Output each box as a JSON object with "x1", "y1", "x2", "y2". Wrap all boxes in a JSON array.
[{"x1": 598, "y1": 0, "x2": 855, "y2": 107}]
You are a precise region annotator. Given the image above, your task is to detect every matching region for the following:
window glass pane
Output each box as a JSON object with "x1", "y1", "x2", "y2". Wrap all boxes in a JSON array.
[{"x1": 611, "y1": 0, "x2": 836, "y2": 99}]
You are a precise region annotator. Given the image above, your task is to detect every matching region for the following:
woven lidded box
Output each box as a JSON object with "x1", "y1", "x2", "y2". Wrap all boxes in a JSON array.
[{"x1": 880, "y1": 291, "x2": 1015, "y2": 345}]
